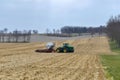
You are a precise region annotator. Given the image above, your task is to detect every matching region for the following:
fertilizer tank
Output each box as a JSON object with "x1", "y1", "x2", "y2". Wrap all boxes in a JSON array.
[{"x1": 46, "y1": 42, "x2": 55, "y2": 50}]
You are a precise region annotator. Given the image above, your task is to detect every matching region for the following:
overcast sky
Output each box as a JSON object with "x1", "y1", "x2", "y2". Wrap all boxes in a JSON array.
[{"x1": 0, "y1": 0, "x2": 120, "y2": 33}]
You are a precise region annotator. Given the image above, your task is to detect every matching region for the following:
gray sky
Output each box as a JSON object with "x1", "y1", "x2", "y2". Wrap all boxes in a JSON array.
[{"x1": 0, "y1": 0, "x2": 120, "y2": 33}]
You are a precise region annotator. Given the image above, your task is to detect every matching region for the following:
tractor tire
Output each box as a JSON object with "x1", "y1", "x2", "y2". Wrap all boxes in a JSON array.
[
  {"x1": 56, "y1": 49, "x2": 60, "y2": 53},
  {"x1": 64, "y1": 49, "x2": 67, "y2": 53}
]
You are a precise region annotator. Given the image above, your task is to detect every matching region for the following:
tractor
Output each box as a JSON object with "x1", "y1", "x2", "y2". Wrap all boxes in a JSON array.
[
  {"x1": 56, "y1": 43, "x2": 74, "y2": 53},
  {"x1": 35, "y1": 42, "x2": 74, "y2": 53}
]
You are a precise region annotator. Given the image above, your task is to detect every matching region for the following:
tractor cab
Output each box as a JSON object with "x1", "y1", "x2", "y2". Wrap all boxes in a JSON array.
[{"x1": 63, "y1": 43, "x2": 69, "y2": 47}]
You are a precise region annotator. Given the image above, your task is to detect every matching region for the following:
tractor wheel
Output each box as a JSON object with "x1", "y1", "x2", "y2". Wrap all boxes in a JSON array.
[
  {"x1": 56, "y1": 49, "x2": 60, "y2": 53},
  {"x1": 64, "y1": 49, "x2": 67, "y2": 53}
]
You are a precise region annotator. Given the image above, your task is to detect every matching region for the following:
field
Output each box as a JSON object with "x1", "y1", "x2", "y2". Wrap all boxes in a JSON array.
[{"x1": 0, "y1": 37, "x2": 112, "y2": 80}]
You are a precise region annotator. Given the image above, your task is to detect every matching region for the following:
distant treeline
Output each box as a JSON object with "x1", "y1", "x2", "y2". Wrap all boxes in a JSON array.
[
  {"x1": 107, "y1": 15, "x2": 120, "y2": 47},
  {"x1": 61, "y1": 26, "x2": 106, "y2": 35},
  {"x1": 46, "y1": 26, "x2": 106, "y2": 37},
  {"x1": 0, "y1": 29, "x2": 32, "y2": 43}
]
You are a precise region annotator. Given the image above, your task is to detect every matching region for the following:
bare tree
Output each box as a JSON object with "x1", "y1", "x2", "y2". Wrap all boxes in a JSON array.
[
  {"x1": 27, "y1": 30, "x2": 31, "y2": 42},
  {"x1": 7, "y1": 32, "x2": 12, "y2": 42},
  {"x1": 0, "y1": 30, "x2": 2, "y2": 42},
  {"x1": 46, "y1": 28, "x2": 50, "y2": 35},
  {"x1": 33, "y1": 30, "x2": 38, "y2": 34},
  {"x1": 4, "y1": 28, "x2": 8, "y2": 34},
  {"x1": 1, "y1": 30, "x2": 5, "y2": 42},
  {"x1": 53, "y1": 29, "x2": 56, "y2": 35},
  {"x1": 13, "y1": 30, "x2": 19, "y2": 42},
  {"x1": 107, "y1": 15, "x2": 120, "y2": 47}
]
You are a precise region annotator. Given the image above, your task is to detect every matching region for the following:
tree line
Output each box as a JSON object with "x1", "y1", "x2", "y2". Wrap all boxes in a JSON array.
[
  {"x1": 107, "y1": 15, "x2": 120, "y2": 47},
  {"x1": 0, "y1": 29, "x2": 32, "y2": 43},
  {"x1": 61, "y1": 26, "x2": 106, "y2": 36}
]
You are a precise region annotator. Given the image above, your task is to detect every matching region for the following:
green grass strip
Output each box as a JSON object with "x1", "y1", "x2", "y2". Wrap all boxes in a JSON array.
[{"x1": 101, "y1": 40, "x2": 120, "y2": 80}]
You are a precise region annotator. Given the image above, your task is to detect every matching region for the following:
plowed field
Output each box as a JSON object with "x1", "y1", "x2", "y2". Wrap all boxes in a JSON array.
[{"x1": 0, "y1": 37, "x2": 112, "y2": 80}]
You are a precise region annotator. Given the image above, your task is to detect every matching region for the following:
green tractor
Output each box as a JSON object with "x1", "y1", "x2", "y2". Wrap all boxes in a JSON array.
[{"x1": 56, "y1": 43, "x2": 74, "y2": 53}]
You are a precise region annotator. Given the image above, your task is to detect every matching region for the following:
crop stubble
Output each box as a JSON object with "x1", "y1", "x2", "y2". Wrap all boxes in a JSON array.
[{"x1": 0, "y1": 37, "x2": 111, "y2": 80}]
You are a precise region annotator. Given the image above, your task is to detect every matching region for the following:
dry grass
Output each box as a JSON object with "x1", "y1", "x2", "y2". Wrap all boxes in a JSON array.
[{"x1": 0, "y1": 37, "x2": 112, "y2": 80}]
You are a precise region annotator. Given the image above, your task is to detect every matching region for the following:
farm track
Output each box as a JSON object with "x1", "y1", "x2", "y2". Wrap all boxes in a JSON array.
[{"x1": 0, "y1": 37, "x2": 112, "y2": 80}]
